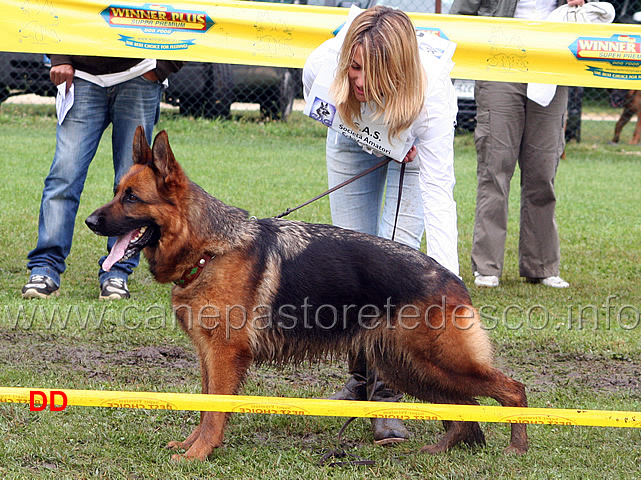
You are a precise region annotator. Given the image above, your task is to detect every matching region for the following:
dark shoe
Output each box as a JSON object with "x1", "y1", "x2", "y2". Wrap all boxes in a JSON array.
[
  {"x1": 369, "y1": 379, "x2": 408, "y2": 444},
  {"x1": 22, "y1": 275, "x2": 59, "y2": 299},
  {"x1": 100, "y1": 278, "x2": 130, "y2": 300},
  {"x1": 327, "y1": 374, "x2": 367, "y2": 401},
  {"x1": 369, "y1": 380, "x2": 403, "y2": 402},
  {"x1": 372, "y1": 417, "x2": 409, "y2": 445}
]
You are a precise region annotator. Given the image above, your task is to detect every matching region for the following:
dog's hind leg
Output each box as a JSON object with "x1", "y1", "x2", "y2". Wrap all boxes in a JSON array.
[
  {"x1": 420, "y1": 400, "x2": 486, "y2": 454},
  {"x1": 383, "y1": 305, "x2": 529, "y2": 455},
  {"x1": 452, "y1": 368, "x2": 529, "y2": 455},
  {"x1": 631, "y1": 114, "x2": 641, "y2": 144},
  {"x1": 421, "y1": 422, "x2": 484, "y2": 454},
  {"x1": 415, "y1": 370, "x2": 528, "y2": 455},
  {"x1": 482, "y1": 369, "x2": 529, "y2": 455},
  {"x1": 613, "y1": 110, "x2": 633, "y2": 143},
  {"x1": 447, "y1": 419, "x2": 485, "y2": 448},
  {"x1": 613, "y1": 94, "x2": 635, "y2": 143}
]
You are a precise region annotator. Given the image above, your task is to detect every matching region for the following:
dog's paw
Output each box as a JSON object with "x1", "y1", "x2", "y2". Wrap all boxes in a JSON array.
[
  {"x1": 419, "y1": 444, "x2": 447, "y2": 454},
  {"x1": 503, "y1": 444, "x2": 528, "y2": 455},
  {"x1": 166, "y1": 440, "x2": 185, "y2": 450},
  {"x1": 170, "y1": 448, "x2": 209, "y2": 462}
]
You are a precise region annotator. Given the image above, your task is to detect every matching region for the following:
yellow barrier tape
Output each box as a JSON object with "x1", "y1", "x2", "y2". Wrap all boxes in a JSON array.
[
  {"x1": 1, "y1": 387, "x2": 640, "y2": 428},
  {"x1": 4, "y1": 0, "x2": 641, "y2": 88}
]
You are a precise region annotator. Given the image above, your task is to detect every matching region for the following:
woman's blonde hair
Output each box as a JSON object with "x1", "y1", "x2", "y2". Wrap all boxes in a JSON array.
[{"x1": 330, "y1": 6, "x2": 426, "y2": 140}]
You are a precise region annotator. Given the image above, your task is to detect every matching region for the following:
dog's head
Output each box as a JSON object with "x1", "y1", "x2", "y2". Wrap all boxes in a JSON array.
[{"x1": 85, "y1": 126, "x2": 186, "y2": 272}]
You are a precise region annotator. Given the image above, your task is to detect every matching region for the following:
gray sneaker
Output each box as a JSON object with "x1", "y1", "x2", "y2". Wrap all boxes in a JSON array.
[
  {"x1": 22, "y1": 274, "x2": 60, "y2": 299},
  {"x1": 99, "y1": 278, "x2": 130, "y2": 300}
]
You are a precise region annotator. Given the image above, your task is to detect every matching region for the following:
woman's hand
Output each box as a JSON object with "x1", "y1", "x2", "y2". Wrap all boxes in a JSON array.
[
  {"x1": 399, "y1": 145, "x2": 417, "y2": 163},
  {"x1": 567, "y1": 0, "x2": 585, "y2": 6}
]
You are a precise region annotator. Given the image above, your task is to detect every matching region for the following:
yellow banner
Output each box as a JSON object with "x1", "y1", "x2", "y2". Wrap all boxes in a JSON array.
[
  {"x1": 2, "y1": 387, "x2": 640, "y2": 428},
  {"x1": 4, "y1": 1, "x2": 641, "y2": 88}
]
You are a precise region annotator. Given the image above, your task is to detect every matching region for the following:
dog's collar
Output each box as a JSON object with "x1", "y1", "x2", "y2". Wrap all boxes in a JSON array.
[{"x1": 174, "y1": 255, "x2": 215, "y2": 287}]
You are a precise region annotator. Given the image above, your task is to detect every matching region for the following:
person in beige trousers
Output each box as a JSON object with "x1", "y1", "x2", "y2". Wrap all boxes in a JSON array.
[{"x1": 450, "y1": 0, "x2": 583, "y2": 288}]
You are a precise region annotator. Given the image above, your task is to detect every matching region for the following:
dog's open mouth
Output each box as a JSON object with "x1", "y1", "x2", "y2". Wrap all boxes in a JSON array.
[{"x1": 103, "y1": 226, "x2": 157, "y2": 272}]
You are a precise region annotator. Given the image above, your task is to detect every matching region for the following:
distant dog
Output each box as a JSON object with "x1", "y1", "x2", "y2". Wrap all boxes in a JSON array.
[
  {"x1": 612, "y1": 90, "x2": 641, "y2": 144},
  {"x1": 85, "y1": 127, "x2": 528, "y2": 461}
]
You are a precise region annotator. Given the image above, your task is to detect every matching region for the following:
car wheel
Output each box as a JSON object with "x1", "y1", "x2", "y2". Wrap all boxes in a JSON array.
[
  {"x1": 0, "y1": 85, "x2": 9, "y2": 103},
  {"x1": 179, "y1": 96, "x2": 204, "y2": 116},
  {"x1": 260, "y1": 68, "x2": 296, "y2": 120},
  {"x1": 205, "y1": 63, "x2": 233, "y2": 119}
]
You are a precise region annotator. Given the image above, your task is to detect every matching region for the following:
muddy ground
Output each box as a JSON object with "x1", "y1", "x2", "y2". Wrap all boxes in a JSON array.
[{"x1": 1, "y1": 330, "x2": 639, "y2": 398}]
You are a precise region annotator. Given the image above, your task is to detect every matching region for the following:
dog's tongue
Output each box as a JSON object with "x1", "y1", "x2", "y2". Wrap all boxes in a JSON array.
[{"x1": 103, "y1": 230, "x2": 137, "y2": 272}]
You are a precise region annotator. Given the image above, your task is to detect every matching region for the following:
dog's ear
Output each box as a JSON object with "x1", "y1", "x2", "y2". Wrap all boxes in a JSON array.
[
  {"x1": 132, "y1": 126, "x2": 152, "y2": 166},
  {"x1": 151, "y1": 130, "x2": 183, "y2": 187}
]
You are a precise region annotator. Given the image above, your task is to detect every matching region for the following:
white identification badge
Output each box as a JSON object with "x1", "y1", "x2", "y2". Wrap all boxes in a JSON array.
[{"x1": 303, "y1": 54, "x2": 412, "y2": 161}]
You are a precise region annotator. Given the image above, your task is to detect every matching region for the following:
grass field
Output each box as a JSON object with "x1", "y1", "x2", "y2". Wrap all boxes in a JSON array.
[{"x1": 0, "y1": 104, "x2": 640, "y2": 479}]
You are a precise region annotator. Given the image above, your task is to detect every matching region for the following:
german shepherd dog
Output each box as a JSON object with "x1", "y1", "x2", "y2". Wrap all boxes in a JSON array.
[
  {"x1": 612, "y1": 90, "x2": 641, "y2": 144},
  {"x1": 86, "y1": 127, "x2": 529, "y2": 461}
]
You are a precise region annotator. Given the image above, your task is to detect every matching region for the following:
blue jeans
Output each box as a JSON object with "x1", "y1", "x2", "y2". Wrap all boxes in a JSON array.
[
  {"x1": 27, "y1": 76, "x2": 163, "y2": 287},
  {"x1": 326, "y1": 129, "x2": 424, "y2": 250}
]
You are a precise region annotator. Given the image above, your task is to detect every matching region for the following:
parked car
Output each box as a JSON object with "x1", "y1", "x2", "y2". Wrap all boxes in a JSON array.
[
  {"x1": 0, "y1": 53, "x2": 56, "y2": 104},
  {"x1": 0, "y1": 50, "x2": 300, "y2": 120},
  {"x1": 164, "y1": 62, "x2": 300, "y2": 120}
]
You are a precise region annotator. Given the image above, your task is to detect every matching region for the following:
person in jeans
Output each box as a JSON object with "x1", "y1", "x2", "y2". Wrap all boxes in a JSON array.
[
  {"x1": 303, "y1": 6, "x2": 459, "y2": 445},
  {"x1": 22, "y1": 56, "x2": 182, "y2": 300},
  {"x1": 450, "y1": 0, "x2": 583, "y2": 288}
]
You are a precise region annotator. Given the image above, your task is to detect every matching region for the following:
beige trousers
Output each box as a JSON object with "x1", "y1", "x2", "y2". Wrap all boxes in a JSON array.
[{"x1": 471, "y1": 81, "x2": 567, "y2": 279}]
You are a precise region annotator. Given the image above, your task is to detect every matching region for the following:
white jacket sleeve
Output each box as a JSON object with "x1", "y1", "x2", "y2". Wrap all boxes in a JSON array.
[
  {"x1": 412, "y1": 59, "x2": 460, "y2": 276},
  {"x1": 303, "y1": 39, "x2": 334, "y2": 101}
]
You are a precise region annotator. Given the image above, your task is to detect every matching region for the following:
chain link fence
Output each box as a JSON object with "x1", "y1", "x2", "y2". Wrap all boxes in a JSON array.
[{"x1": 2, "y1": 0, "x2": 641, "y2": 143}]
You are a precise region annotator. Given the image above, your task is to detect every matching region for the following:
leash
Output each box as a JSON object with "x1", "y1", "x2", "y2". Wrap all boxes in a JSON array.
[
  {"x1": 274, "y1": 157, "x2": 408, "y2": 467},
  {"x1": 274, "y1": 157, "x2": 392, "y2": 219},
  {"x1": 318, "y1": 417, "x2": 376, "y2": 467},
  {"x1": 319, "y1": 371, "x2": 380, "y2": 468},
  {"x1": 391, "y1": 162, "x2": 406, "y2": 242}
]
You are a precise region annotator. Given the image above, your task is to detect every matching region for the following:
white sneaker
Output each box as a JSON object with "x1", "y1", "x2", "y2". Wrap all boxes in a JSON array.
[
  {"x1": 474, "y1": 272, "x2": 499, "y2": 288},
  {"x1": 526, "y1": 276, "x2": 570, "y2": 288},
  {"x1": 541, "y1": 276, "x2": 570, "y2": 288}
]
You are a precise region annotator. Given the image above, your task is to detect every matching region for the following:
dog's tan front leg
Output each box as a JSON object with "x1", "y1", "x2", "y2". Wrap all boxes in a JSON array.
[
  {"x1": 168, "y1": 347, "x2": 211, "y2": 452},
  {"x1": 171, "y1": 341, "x2": 252, "y2": 461}
]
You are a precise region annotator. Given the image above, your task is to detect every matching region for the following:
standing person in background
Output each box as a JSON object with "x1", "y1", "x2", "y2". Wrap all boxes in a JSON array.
[
  {"x1": 450, "y1": 0, "x2": 582, "y2": 289},
  {"x1": 303, "y1": 6, "x2": 459, "y2": 445},
  {"x1": 22, "y1": 56, "x2": 182, "y2": 300}
]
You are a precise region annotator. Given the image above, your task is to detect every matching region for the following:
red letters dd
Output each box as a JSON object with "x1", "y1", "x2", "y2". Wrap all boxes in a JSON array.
[{"x1": 29, "y1": 390, "x2": 68, "y2": 411}]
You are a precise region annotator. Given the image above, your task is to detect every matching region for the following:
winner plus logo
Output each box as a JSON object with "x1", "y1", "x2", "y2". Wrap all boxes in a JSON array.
[
  {"x1": 102, "y1": 3, "x2": 213, "y2": 35},
  {"x1": 569, "y1": 34, "x2": 641, "y2": 82},
  {"x1": 570, "y1": 34, "x2": 641, "y2": 67}
]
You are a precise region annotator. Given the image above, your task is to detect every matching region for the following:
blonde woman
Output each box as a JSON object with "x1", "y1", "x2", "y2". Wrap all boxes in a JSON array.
[{"x1": 303, "y1": 6, "x2": 460, "y2": 445}]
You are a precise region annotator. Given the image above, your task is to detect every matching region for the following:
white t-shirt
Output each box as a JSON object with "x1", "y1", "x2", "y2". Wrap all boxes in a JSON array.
[
  {"x1": 75, "y1": 59, "x2": 157, "y2": 87},
  {"x1": 514, "y1": 0, "x2": 558, "y2": 20}
]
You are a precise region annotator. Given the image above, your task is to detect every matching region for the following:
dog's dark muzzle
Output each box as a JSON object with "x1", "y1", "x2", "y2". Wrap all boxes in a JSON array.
[{"x1": 85, "y1": 211, "x2": 107, "y2": 236}]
